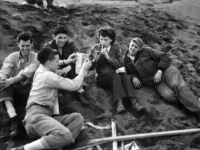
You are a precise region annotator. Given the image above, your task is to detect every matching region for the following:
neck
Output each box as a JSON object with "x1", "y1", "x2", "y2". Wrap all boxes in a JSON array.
[
  {"x1": 21, "y1": 53, "x2": 29, "y2": 59},
  {"x1": 43, "y1": 63, "x2": 51, "y2": 71}
]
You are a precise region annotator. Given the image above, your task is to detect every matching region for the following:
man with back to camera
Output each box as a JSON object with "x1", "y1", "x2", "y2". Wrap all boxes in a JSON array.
[
  {"x1": 0, "y1": 32, "x2": 39, "y2": 138},
  {"x1": 11, "y1": 47, "x2": 91, "y2": 150}
]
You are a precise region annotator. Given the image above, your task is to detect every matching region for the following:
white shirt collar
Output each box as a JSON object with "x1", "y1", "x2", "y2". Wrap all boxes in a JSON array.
[{"x1": 107, "y1": 46, "x2": 111, "y2": 52}]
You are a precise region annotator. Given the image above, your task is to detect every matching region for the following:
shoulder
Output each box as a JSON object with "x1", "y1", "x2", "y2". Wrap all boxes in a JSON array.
[
  {"x1": 91, "y1": 43, "x2": 100, "y2": 50},
  {"x1": 5, "y1": 52, "x2": 19, "y2": 59},
  {"x1": 43, "y1": 40, "x2": 54, "y2": 48},
  {"x1": 111, "y1": 43, "x2": 122, "y2": 53},
  {"x1": 65, "y1": 41, "x2": 78, "y2": 51},
  {"x1": 112, "y1": 43, "x2": 121, "y2": 49},
  {"x1": 29, "y1": 51, "x2": 38, "y2": 59},
  {"x1": 142, "y1": 46, "x2": 155, "y2": 53}
]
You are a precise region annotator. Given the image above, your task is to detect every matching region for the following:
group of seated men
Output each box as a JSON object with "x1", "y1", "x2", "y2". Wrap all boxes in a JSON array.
[{"x1": 0, "y1": 25, "x2": 200, "y2": 150}]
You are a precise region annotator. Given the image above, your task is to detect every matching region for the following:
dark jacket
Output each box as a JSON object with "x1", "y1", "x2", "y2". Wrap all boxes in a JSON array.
[
  {"x1": 44, "y1": 40, "x2": 78, "y2": 78},
  {"x1": 89, "y1": 43, "x2": 124, "y2": 75},
  {"x1": 124, "y1": 46, "x2": 171, "y2": 86}
]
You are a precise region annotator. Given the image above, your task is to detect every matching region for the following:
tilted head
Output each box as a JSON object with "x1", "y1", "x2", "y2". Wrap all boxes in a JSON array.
[
  {"x1": 37, "y1": 47, "x2": 59, "y2": 72},
  {"x1": 17, "y1": 32, "x2": 33, "y2": 58},
  {"x1": 129, "y1": 37, "x2": 144, "y2": 56},
  {"x1": 53, "y1": 26, "x2": 68, "y2": 48},
  {"x1": 98, "y1": 26, "x2": 116, "y2": 48}
]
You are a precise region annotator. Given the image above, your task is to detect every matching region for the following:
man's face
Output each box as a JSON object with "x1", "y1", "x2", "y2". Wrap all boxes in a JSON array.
[
  {"x1": 54, "y1": 33, "x2": 68, "y2": 48},
  {"x1": 49, "y1": 54, "x2": 59, "y2": 72},
  {"x1": 18, "y1": 40, "x2": 33, "y2": 58},
  {"x1": 99, "y1": 36, "x2": 112, "y2": 48},
  {"x1": 129, "y1": 41, "x2": 141, "y2": 56}
]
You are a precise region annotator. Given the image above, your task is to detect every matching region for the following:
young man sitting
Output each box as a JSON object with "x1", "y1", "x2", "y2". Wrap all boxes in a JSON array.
[{"x1": 0, "y1": 32, "x2": 39, "y2": 138}]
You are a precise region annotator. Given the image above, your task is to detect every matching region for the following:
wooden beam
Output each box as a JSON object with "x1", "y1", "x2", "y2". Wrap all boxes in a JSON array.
[
  {"x1": 74, "y1": 128, "x2": 200, "y2": 150},
  {"x1": 89, "y1": 128, "x2": 200, "y2": 144}
]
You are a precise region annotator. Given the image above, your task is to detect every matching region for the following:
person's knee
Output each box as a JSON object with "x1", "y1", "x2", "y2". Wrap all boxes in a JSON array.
[
  {"x1": 159, "y1": 89, "x2": 178, "y2": 103},
  {"x1": 62, "y1": 130, "x2": 74, "y2": 146},
  {"x1": 73, "y1": 113, "x2": 84, "y2": 126},
  {"x1": 49, "y1": 129, "x2": 73, "y2": 147}
]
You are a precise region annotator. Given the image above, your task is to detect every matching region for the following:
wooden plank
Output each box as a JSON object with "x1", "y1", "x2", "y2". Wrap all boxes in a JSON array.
[{"x1": 73, "y1": 128, "x2": 200, "y2": 150}]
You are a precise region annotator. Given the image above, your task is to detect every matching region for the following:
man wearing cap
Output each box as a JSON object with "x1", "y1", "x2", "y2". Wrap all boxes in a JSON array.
[
  {"x1": 44, "y1": 26, "x2": 78, "y2": 79},
  {"x1": 124, "y1": 37, "x2": 200, "y2": 127},
  {"x1": 0, "y1": 32, "x2": 39, "y2": 138},
  {"x1": 11, "y1": 47, "x2": 91, "y2": 150}
]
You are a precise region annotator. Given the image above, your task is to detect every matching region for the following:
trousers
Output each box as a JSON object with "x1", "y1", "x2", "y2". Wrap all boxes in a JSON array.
[
  {"x1": 155, "y1": 65, "x2": 200, "y2": 114},
  {"x1": 24, "y1": 105, "x2": 84, "y2": 149},
  {"x1": 96, "y1": 72, "x2": 135, "y2": 105}
]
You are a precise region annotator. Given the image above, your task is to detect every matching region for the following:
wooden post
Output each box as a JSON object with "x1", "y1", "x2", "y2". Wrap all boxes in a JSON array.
[
  {"x1": 121, "y1": 141, "x2": 124, "y2": 150},
  {"x1": 111, "y1": 118, "x2": 118, "y2": 150}
]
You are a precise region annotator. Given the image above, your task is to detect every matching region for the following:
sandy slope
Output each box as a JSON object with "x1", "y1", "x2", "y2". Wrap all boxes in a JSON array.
[{"x1": 1, "y1": 0, "x2": 200, "y2": 150}]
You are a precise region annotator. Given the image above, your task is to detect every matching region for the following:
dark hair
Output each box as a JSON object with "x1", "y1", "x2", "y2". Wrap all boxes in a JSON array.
[
  {"x1": 98, "y1": 26, "x2": 116, "y2": 45},
  {"x1": 17, "y1": 32, "x2": 33, "y2": 43},
  {"x1": 53, "y1": 26, "x2": 68, "y2": 36},
  {"x1": 37, "y1": 47, "x2": 59, "y2": 64}
]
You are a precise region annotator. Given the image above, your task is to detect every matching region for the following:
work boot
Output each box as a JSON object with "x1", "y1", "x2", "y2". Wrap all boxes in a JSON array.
[
  {"x1": 116, "y1": 99, "x2": 126, "y2": 114},
  {"x1": 10, "y1": 116, "x2": 19, "y2": 138},
  {"x1": 11, "y1": 145, "x2": 24, "y2": 150},
  {"x1": 132, "y1": 98, "x2": 146, "y2": 112}
]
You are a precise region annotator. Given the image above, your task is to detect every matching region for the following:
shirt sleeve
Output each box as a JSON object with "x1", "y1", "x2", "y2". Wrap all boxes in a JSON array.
[
  {"x1": 0, "y1": 54, "x2": 15, "y2": 78},
  {"x1": 46, "y1": 71, "x2": 85, "y2": 91},
  {"x1": 19, "y1": 59, "x2": 40, "y2": 78},
  {"x1": 146, "y1": 47, "x2": 171, "y2": 72}
]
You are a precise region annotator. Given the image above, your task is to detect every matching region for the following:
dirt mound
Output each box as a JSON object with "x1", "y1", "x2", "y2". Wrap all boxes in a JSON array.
[{"x1": 1, "y1": 0, "x2": 200, "y2": 150}]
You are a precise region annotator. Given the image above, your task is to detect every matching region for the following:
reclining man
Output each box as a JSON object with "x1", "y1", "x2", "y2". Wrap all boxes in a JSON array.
[
  {"x1": 0, "y1": 32, "x2": 39, "y2": 138},
  {"x1": 124, "y1": 37, "x2": 200, "y2": 127},
  {"x1": 11, "y1": 47, "x2": 91, "y2": 150}
]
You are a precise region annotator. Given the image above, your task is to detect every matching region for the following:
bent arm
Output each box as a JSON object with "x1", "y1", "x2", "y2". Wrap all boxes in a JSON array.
[
  {"x1": 107, "y1": 48, "x2": 124, "y2": 68},
  {"x1": 47, "y1": 67, "x2": 86, "y2": 91},
  {"x1": 0, "y1": 54, "x2": 15, "y2": 79},
  {"x1": 147, "y1": 47, "x2": 171, "y2": 72},
  {"x1": 18, "y1": 59, "x2": 40, "y2": 79}
]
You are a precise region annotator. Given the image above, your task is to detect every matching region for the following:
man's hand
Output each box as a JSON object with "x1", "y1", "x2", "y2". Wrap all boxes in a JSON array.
[
  {"x1": 55, "y1": 70, "x2": 63, "y2": 76},
  {"x1": 0, "y1": 78, "x2": 14, "y2": 91},
  {"x1": 66, "y1": 53, "x2": 78, "y2": 64},
  {"x1": 61, "y1": 66, "x2": 72, "y2": 76},
  {"x1": 101, "y1": 48, "x2": 109, "y2": 59},
  {"x1": 82, "y1": 60, "x2": 92, "y2": 71},
  {"x1": 132, "y1": 77, "x2": 142, "y2": 89},
  {"x1": 153, "y1": 70, "x2": 162, "y2": 84},
  {"x1": 56, "y1": 65, "x2": 72, "y2": 76}
]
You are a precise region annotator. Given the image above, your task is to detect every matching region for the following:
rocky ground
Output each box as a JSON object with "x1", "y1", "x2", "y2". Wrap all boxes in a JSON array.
[{"x1": 1, "y1": 0, "x2": 200, "y2": 149}]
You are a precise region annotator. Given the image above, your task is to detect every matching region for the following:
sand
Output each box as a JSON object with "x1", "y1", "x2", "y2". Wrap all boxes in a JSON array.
[{"x1": 1, "y1": 0, "x2": 200, "y2": 149}]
